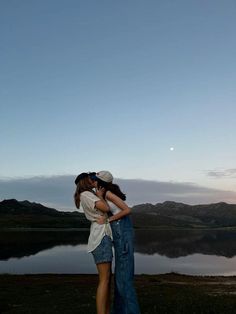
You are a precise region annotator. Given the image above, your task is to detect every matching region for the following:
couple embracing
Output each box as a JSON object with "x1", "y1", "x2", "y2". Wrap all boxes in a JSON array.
[{"x1": 74, "y1": 171, "x2": 140, "y2": 314}]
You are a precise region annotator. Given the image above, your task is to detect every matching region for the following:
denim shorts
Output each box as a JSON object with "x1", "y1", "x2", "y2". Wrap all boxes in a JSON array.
[{"x1": 91, "y1": 235, "x2": 113, "y2": 264}]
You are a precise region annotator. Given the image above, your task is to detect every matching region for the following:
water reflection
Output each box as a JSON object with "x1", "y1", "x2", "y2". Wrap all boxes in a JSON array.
[
  {"x1": 0, "y1": 230, "x2": 236, "y2": 275},
  {"x1": 0, "y1": 230, "x2": 235, "y2": 260},
  {"x1": 0, "y1": 245, "x2": 97, "y2": 274},
  {"x1": 134, "y1": 253, "x2": 236, "y2": 276},
  {"x1": 0, "y1": 230, "x2": 89, "y2": 260},
  {"x1": 134, "y1": 229, "x2": 236, "y2": 258}
]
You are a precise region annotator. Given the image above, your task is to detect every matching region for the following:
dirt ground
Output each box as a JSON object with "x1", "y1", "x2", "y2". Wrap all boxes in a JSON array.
[{"x1": 0, "y1": 273, "x2": 236, "y2": 313}]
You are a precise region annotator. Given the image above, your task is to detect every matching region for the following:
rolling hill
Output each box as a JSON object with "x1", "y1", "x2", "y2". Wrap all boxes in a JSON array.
[
  {"x1": 0, "y1": 199, "x2": 89, "y2": 228},
  {"x1": 131, "y1": 201, "x2": 236, "y2": 228},
  {"x1": 1, "y1": 199, "x2": 236, "y2": 229}
]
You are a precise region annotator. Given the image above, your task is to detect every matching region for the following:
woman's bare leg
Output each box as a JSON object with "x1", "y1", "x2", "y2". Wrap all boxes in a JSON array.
[{"x1": 96, "y1": 262, "x2": 111, "y2": 314}]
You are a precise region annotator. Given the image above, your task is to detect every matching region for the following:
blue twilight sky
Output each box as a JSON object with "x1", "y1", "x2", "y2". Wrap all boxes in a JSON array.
[{"x1": 1, "y1": 0, "x2": 236, "y2": 207}]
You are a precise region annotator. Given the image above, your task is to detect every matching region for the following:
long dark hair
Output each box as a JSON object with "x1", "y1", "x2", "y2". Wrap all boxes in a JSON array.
[
  {"x1": 74, "y1": 177, "x2": 93, "y2": 209},
  {"x1": 96, "y1": 178, "x2": 126, "y2": 201}
]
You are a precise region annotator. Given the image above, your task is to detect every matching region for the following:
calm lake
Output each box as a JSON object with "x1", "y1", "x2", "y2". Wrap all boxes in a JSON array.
[{"x1": 0, "y1": 229, "x2": 236, "y2": 276}]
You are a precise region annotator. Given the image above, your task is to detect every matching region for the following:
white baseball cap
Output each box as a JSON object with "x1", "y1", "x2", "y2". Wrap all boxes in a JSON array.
[{"x1": 95, "y1": 170, "x2": 113, "y2": 183}]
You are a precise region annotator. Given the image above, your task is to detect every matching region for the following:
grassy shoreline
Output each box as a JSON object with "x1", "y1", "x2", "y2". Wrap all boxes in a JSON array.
[{"x1": 0, "y1": 273, "x2": 236, "y2": 314}]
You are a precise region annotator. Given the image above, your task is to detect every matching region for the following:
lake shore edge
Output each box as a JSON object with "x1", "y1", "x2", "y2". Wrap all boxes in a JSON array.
[{"x1": 1, "y1": 226, "x2": 236, "y2": 231}]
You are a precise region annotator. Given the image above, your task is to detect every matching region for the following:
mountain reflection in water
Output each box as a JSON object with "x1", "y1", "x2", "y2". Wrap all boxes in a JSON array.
[
  {"x1": 0, "y1": 230, "x2": 89, "y2": 261},
  {"x1": 0, "y1": 229, "x2": 235, "y2": 261},
  {"x1": 134, "y1": 229, "x2": 236, "y2": 258}
]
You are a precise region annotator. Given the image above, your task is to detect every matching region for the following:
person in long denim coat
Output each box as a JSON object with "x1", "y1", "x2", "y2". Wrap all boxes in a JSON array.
[{"x1": 89, "y1": 171, "x2": 141, "y2": 314}]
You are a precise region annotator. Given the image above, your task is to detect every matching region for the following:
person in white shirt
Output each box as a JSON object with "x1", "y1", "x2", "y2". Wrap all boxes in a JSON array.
[
  {"x1": 89, "y1": 171, "x2": 140, "y2": 314},
  {"x1": 74, "y1": 172, "x2": 113, "y2": 314}
]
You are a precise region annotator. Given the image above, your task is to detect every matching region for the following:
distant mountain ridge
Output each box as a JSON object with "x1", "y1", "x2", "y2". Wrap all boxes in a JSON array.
[
  {"x1": 132, "y1": 201, "x2": 236, "y2": 228},
  {"x1": 0, "y1": 199, "x2": 89, "y2": 228},
  {"x1": 1, "y1": 199, "x2": 236, "y2": 229},
  {"x1": 0, "y1": 199, "x2": 60, "y2": 215}
]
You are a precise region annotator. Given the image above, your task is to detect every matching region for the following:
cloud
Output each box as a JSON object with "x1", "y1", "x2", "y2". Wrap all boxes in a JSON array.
[
  {"x1": 0, "y1": 176, "x2": 74, "y2": 210},
  {"x1": 207, "y1": 168, "x2": 236, "y2": 179},
  {"x1": 0, "y1": 175, "x2": 236, "y2": 210},
  {"x1": 118, "y1": 179, "x2": 236, "y2": 205}
]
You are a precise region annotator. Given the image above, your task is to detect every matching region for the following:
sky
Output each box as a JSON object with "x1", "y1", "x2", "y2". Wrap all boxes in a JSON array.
[{"x1": 1, "y1": 0, "x2": 236, "y2": 208}]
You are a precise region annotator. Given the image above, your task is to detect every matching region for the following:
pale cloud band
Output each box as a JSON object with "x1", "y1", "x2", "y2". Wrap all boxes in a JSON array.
[
  {"x1": 0, "y1": 175, "x2": 236, "y2": 210},
  {"x1": 207, "y1": 168, "x2": 236, "y2": 179}
]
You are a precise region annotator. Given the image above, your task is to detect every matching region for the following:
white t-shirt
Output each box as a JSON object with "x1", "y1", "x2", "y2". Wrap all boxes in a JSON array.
[
  {"x1": 80, "y1": 191, "x2": 112, "y2": 253},
  {"x1": 106, "y1": 199, "x2": 121, "y2": 215}
]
